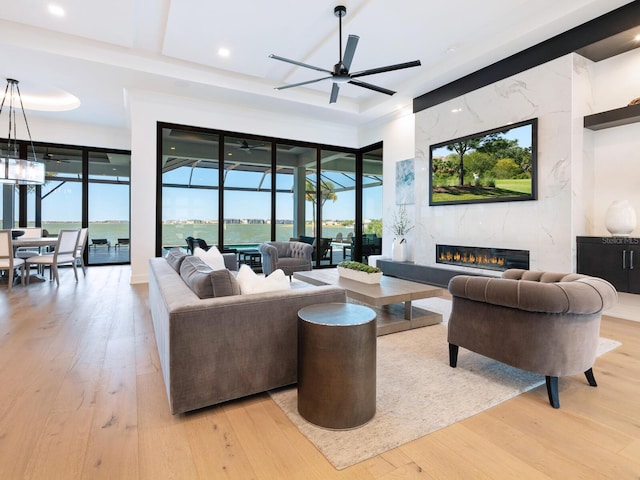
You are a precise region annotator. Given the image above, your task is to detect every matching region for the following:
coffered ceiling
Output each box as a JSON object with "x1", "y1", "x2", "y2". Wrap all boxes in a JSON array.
[{"x1": 0, "y1": 0, "x2": 636, "y2": 130}]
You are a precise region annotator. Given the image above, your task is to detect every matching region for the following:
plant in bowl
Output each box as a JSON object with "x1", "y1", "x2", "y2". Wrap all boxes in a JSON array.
[
  {"x1": 338, "y1": 261, "x2": 381, "y2": 273},
  {"x1": 337, "y1": 261, "x2": 383, "y2": 284}
]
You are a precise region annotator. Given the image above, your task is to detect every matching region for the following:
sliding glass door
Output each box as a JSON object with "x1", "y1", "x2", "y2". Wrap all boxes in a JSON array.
[
  {"x1": 157, "y1": 124, "x2": 383, "y2": 267},
  {"x1": 160, "y1": 127, "x2": 219, "y2": 253}
]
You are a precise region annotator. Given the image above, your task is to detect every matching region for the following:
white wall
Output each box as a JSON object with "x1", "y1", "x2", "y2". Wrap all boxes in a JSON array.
[
  {"x1": 412, "y1": 54, "x2": 588, "y2": 274},
  {"x1": 24, "y1": 116, "x2": 129, "y2": 151},
  {"x1": 359, "y1": 110, "x2": 416, "y2": 258},
  {"x1": 127, "y1": 89, "x2": 361, "y2": 283},
  {"x1": 589, "y1": 48, "x2": 640, "y2": 237}
]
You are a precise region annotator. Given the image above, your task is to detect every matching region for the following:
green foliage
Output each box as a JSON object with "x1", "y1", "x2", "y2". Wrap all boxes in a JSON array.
[
  {"x1": 338, "y1": 261, "x2": 381, "y2": 273},
  {"x1": 365, "y1": 219, "x2": 382, "y2": 237},
  {"x1": 463, "y1": 151, "x2": 496, "y2": 178},
  {"x1": 493, "y1": 158, "x2": 521, "y2": 179}
]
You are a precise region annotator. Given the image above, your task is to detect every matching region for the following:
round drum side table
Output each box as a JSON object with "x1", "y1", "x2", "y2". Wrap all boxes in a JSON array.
[{"x1": 297, "y1": 302, "x2": 377, "y2": 429}]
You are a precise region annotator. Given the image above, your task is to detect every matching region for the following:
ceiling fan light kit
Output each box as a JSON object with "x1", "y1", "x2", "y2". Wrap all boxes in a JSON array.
[{"x1": 270, "y1": 5, "x2": 421, "y2": 104}]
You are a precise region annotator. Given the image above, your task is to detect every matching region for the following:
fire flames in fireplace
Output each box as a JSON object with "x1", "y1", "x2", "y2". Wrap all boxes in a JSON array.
[
  {"x1": 436, "y1": 244, "x2": 529, "y2": 271},
  {"x1": 439, "y1": 250, "x2": 505, "y2": 267}
]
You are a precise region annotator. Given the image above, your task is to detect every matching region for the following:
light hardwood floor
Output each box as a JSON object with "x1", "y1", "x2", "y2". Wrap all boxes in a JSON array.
[{"x1": 1, "y1": 266, "x2": 639, "y2": 479}]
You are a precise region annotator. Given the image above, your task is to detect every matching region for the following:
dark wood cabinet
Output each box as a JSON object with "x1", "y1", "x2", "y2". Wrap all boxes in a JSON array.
[{"x1": 577, "y1": 236, "x2": 640, "y2": 293}]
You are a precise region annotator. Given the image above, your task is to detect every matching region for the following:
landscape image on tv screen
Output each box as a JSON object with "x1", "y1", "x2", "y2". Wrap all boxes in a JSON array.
[{"x1": 429, "y1": 118, "x2": 537, "y2": 206}]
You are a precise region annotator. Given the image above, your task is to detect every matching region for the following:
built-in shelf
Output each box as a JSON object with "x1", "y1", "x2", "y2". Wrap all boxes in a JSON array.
[{"x1": 584, "y1": 103, "x2": 640, "y2": 131}]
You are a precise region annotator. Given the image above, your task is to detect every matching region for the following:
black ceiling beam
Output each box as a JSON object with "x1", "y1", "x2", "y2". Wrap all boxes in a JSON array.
[{"x1": 413, "y1": 1, "x2": 640, "y2": 113}]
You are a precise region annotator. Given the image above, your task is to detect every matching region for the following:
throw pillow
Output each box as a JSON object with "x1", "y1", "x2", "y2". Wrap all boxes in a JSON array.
[
  {"x1": 194, "y1": 245, "x2": 226, "y2": 270},
  {"x1": 180, "y1": 256, "x2": 239, "y2": 299},
  {"x1": 235, "y1": 264, "x2": 291, "y2": 294},
  {"x1": 165, "y1": 247, "x2": 187, "y2": 272}
]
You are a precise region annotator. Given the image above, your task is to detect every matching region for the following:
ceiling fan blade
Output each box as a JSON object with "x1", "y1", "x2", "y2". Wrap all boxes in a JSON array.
[
  {"x1": 269, "y1": 54, "x2": 333, "y2": 74},
  {"x1": 342, "y1": 34, "x2": 359, "y2": 71},
  {"x1": 329, "y1": 83, "x2": 340, "y2": 104},
  {"x1": 274, "y1": 76, "x2": 333, "y2": 91},
  {"x1": 348, "y1": 79, "x2": 396, "y2": 96},
  {"x1": 351, "y1": 60, "x2": 421, "y2": 78}
]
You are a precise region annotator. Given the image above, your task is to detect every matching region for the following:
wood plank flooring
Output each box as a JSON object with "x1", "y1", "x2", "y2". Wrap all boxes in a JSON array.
[{"x1": 1, "y1": 265, "x2": 639, "y2": 479}]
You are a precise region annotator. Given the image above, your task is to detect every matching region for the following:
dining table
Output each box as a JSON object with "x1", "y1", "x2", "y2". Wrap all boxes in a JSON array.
[{"x1": 12, "y1": 237, "x2": 58, "y2": 250}]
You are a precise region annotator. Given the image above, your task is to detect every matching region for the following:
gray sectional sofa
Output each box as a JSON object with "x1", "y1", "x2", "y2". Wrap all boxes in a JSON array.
[{"x1": 148, "y1": 252, "x2": 346, "y2": 414}]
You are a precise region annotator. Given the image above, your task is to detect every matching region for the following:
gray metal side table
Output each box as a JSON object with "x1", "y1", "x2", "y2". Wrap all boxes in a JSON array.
[{"x1": 297, "y1": 302, "x2": 377, "y2": 429}]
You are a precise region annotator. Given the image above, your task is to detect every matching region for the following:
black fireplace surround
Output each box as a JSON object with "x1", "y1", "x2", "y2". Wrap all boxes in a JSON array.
[{"x1": 436, "y1": 244, "x2": 530, "y2": 272}]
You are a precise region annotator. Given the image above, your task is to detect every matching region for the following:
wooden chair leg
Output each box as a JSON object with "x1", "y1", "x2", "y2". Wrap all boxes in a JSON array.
[
  {"x1": 546, "y1": 376, "x2": 560, "y2": 408},
  {"x1": 449, "y1": 344, "x2": 459, "y2": 368},
  {"x1": 584, "y1": 368, "x2": 598, "y2": 387}
]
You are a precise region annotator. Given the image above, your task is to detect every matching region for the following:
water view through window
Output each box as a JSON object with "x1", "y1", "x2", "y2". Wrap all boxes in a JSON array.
[
  {"x1": 159, "y1": 126, "x2": 383, "y2": 264},
  {"x1": 3, "y1": 142, "x2": 131, "y2": 266}
]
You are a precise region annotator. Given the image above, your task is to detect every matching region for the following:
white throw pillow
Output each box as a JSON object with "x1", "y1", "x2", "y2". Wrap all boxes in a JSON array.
[
  {"x1": 235, "y1": 264, "x2": 291, "y2": 294},
  {"x1": 193, "y1": 246, "x2": 226, "y2": 270}
]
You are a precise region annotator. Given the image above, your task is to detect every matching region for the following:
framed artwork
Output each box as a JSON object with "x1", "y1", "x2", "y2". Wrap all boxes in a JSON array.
[{"x1": 395, "y1": 158, "x2": 415, "y2": 205}]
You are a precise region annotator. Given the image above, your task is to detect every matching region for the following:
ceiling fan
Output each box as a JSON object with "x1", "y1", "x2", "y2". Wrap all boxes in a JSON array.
[
  {"x1": 269, "y1": 5, "x2": 421, "y2": 104},
  {"x1": 235, "y1": 140, "x2": 265, "y2": 153}
]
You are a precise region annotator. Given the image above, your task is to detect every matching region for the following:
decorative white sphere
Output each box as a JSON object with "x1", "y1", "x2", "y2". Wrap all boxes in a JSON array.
[{"x1": 605, "y1": 200, "x2": 637, "y2": 236}]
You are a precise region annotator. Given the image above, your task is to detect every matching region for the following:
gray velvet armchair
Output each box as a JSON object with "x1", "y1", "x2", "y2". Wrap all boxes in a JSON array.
[
  {"x1": 258, "y1": 241, "x2": 313, "y2": 277},
  {"x1": 447, "y1": 269, "x2": 618, "y2": 408}
]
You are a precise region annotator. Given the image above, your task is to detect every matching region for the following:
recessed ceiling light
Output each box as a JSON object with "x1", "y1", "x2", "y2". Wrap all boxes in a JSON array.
[
  {"x1": 451, "y1": 108, "x2": 462, "y2": 113},
  {"x1": 218, "y1": 47, "x2": 230, "y2": 58},
  {"x1": 635, "y1": 34, "x2": 640, "y2": 42},
  {"x1": 48, "y1": 4, "x2": 65, "y2": 17}
]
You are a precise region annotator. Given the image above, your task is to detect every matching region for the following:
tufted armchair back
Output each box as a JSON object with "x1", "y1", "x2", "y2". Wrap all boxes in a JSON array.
[{"x1": 258, "y1": 241, "x2": 313, "y2": 276}]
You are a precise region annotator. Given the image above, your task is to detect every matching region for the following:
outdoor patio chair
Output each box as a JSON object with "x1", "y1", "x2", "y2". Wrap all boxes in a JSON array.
[
  {"x1": 115, "y1": 238, "x2": 130, "y2": 249},
  {"x1": 90, "y1": 238, "x2": 111, "y2": 250}
]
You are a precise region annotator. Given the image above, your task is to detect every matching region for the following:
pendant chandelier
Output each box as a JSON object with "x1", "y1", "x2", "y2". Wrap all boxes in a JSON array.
[{"x1": 0, "y1": 78, "x2": 45, "y2": 185}]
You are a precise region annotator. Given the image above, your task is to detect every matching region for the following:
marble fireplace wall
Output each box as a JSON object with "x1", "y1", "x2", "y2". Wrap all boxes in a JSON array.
[{"x1": 413, "y1": 54, "x2": 590, "y2": 274}]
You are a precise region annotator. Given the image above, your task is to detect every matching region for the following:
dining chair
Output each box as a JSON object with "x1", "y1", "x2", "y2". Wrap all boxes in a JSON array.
[
  {"x1": 14, "y1": 227, "x2": 44, "y2": 261},
  {"x1": 74, "y1": 227, "x2": 89, "y2": 276},
  {"x1": 26, "y1": 229, "x2": 81, "y2": 286},
  {"x1": 0, "y1": 229, "x2": 26, "y2": 290}
]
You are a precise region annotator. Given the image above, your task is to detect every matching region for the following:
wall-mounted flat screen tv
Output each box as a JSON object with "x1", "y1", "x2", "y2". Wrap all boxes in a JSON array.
[{"x1": 429, "y1": 118, "x2": 538, "y2": 206}]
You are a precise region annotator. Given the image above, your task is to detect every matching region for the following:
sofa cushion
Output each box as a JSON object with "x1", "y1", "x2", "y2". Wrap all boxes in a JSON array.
[
  {"x1": 165, "y1": 247, "x2": 187, "y2": 272},
  {"x1": 194, "y1": 245, "x2": 226, "y2": 270},
  {"x1": 236, "y1": 264, "x2": 291, "y2": 294},
  {"x1": 180, "y1": 256, "x2": 240, "y2": 299}
]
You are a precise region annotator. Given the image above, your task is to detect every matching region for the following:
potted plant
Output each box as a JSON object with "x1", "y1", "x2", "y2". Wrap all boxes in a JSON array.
[
  {"x1": 390, "y1": 205, "x2": 413, "y2": 262},
  {"x1": 337, "y1": 261, "x2": 383, "y2": 284}
]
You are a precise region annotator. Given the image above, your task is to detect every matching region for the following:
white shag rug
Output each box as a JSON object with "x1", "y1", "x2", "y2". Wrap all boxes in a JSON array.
[{"x1": 269, "y1": 320, "x2": 621, "y2": 470}]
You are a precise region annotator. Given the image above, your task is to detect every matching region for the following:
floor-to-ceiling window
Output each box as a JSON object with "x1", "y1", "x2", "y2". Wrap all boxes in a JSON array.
[
  {"x1": 317, "y1": 148, "x2": 357, "y2": 266},
  {"x1": 4, "y1": 140, "x2": 131, "y2": 266},
  {"x1": 88, "y1": 150, "x2": 131, "y2": 264},
  {"x1": 223, "y1": 136, "x2": 272, "y2": 249},
  {"x1": 157, "y1": 123, "x2": 383, "y2": 266},
  {"x1": 160, "y1": 127, "x2": 220, "y2": 252},
  {"x1": 39, "y1": 146, "x2": 83, "y2": 237},
  {"x1": 362, "y1": 144, "x2": 383, "y2": 261},
  {"x1": 276, "y1": 144, "x2": 315, "y2": 241}
]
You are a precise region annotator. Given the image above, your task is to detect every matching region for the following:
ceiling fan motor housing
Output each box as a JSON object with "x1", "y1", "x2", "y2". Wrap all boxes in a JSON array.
[{"x1": 334, "y1": 5, "x2": 346, "y2": 17}]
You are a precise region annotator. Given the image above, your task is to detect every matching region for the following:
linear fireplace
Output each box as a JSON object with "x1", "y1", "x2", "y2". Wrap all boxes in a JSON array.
[{"x1": 436, "y1": 244, "x2": 529, "y2": 272}]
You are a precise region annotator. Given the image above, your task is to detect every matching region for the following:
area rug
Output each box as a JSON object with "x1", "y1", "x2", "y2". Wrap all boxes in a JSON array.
[{"x1": 269, "y1": 324, "x2": 621, "y2": 470}]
